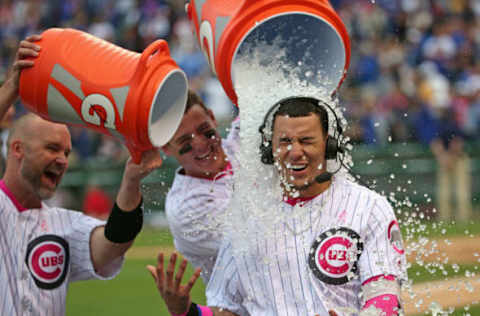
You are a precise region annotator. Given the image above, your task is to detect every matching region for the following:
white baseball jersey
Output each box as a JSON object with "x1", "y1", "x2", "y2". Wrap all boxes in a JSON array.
[
  {"x1": 165, "y1": 119, "x2": 239, "y2": 283},
  {"x1": 206, "y1": 177, "x2": 407, "y2": 316},
  {"x1": 0, "y1": 183, "x2": 123, "y2": 316}
]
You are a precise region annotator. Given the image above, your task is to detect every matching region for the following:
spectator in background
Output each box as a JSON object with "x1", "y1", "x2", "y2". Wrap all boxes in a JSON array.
[
  {"x1": 4, "y1": 0, "x2": 480, "y2": 149},
  {"x1": 430, "y1": 107, "x2": 472, "y2": 222},
  {"x1": 69, "y1": 125, "x2": 95, "y2": 164},
  {"x1": 83, "y1": 177, "x2": 114, "y2": 220}
]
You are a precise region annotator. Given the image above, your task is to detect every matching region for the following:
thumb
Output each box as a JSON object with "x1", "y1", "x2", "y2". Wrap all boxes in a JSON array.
[{"x1": 146, "y1": 265, "x2": 159, "y2": 282}]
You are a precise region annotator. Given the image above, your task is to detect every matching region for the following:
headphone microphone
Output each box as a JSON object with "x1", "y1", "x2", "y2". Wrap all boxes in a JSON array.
[
  {"x1": 315, "y1": 172, "x2": 332, "y2": 184},
  {"x1": 316, "y1": 158, "x2": 372, "y2": 188}
]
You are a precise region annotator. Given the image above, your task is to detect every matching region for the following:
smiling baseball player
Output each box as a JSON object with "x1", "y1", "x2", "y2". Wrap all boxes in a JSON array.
[
  {"x1": 150, "y1": 97, "x2": 407, "y2": 316},
  {"x1": 0, "y1": 35, "x2": 162, "y2": 316},
  {"x1": 161, "y1": 91, "x2": 239, "y2": 284}
]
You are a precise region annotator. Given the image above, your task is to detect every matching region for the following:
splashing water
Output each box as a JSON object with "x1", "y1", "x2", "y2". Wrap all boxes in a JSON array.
[
  {"x1": 193, "y1": 13, "x2": 480, "y2": 316},
  {"x1": 214, "y1": 37, "x2": 355, "y2": 256}
]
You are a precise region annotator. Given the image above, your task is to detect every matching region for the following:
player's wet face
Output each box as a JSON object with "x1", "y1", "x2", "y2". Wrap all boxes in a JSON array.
[
  {"x1": 20, "y1": 125, "x2": 71, "y2": 200},
  {"x1": 164, "y1": 104, "x2": 226, "y2": 178},
  {"x1": 271, "y1": 113, "x2": 327, "y2": 197}
]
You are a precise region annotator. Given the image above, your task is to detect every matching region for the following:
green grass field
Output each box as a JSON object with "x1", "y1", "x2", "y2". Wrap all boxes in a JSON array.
[
  {"x1": 67, "y1": 258, "x2": 206, "y2": 315},
  {"x1": 66, "y1": 224, "x2": 480, "y2": 315},
  {"x1": 448, "y1": 305, "x2": 480, "y2": 316},
  {"x1": 400, "y1": 219, "x2": 480, "y2": 241}
]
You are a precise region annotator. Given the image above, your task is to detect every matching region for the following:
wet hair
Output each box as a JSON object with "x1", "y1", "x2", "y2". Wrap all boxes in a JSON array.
[
  {"x1": 185, "y1": 90, "x2": 209, "y2": 114},
  {"x1": 272, "y1": 97, "x2": 329, "y2": 136}
]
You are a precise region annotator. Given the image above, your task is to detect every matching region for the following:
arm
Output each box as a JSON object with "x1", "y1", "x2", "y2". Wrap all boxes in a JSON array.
[
  {"x1": 90, "y1": 149, "x2": 162, "y2": 273},
  {"x1": 147, "y1": 252, "x2": 240, "y2": 316},
  {"x1": 358, "y1": 197, "x2": 407, "y2": 315},
  {"x1": 0, "y1": 35, "x2": 41, "y2": 120},
  {"x1": 361, "y1": 275, "x2": 401, "y2": 316}
]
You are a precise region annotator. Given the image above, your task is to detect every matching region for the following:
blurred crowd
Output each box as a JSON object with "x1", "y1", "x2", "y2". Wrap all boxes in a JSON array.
[
  {"x1": 0, "y1": 0, "x2": 479, "y2": 160},
  {"x1": 334, "y1": 0, "x2": 480, "y2": 147}
]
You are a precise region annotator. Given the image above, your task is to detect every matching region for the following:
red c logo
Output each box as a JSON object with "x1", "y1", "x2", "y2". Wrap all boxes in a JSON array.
[
  {"x1": 30, "y1": 243, "x2": 64, "y2": 280},
  {"x1": 308, "y1": 227, "x2": 363, "y2": 285},
  {"x1": 25, "y1": 235, "x2": 70, "y2": 290}
]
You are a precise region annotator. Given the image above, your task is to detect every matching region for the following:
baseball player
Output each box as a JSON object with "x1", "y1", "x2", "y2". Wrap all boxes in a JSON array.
[
  {"x1": 161, "y1": 90, "x2": 239, "y2": 283},
  {"x1": 0, "y1": 35, "x2": 162, "y2": 316},
  {"x1": 149, "y1": 97, "x2": 407, "y2": 316}
]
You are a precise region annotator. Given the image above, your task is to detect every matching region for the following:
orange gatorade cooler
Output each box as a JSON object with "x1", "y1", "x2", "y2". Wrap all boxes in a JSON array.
[
  {"x1": 19, "y1": 28, "x2": 188, "y2": 163},
  {"x1": 186, "y1": 0, "x2": 350, "y2": 105}
]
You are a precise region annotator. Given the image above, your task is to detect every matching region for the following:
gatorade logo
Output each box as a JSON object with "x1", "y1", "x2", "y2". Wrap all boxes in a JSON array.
[
  {"x1": 49, "y1": 64, "x2": 128, "y2": 131},
  {"x1": 81, "y1": 94, "x2": 116, "y2": 129},
  {"x1": 25, "y1": 235, "x2": 70, "y2": 290}
]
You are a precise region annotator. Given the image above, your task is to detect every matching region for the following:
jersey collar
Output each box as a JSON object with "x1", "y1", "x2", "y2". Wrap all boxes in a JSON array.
[
  {"x1": 284, "y1": 195, "x2": 318, "y2": 207},
  {"x1": 212, "y1": 161, "x2": 233, "y2": 181},
  {"x1": 0, "y1": 180, "x2": 27, "y2": 212}
]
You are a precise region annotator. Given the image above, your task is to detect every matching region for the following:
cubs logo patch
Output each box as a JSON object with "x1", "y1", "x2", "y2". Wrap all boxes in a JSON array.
[
  {"x1": 25, "y1": 235, "x2": 69, "y2": 290},
  {"x1": 388, "y1": 220, "x2": 405, "y2": 255},
  {"x1": 308, "y1": 227, "x2": 363, "y2": 285}
]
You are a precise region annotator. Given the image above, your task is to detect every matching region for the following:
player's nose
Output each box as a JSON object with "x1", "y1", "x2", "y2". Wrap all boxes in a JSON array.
[
  {"x1": 288, "y1": 141, "x2": 304, "y2": 159},
  {"x1": 54, "y1": 154, "x2": 68, "y2": 167},
  {"x1": 190, "y1": 133, "x2": 210, "y2": 151}
]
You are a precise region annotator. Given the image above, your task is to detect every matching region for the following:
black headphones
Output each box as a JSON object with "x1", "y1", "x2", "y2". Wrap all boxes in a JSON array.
[{"x1": 258, "y1": 96, "x2": 344, "y2": 165}]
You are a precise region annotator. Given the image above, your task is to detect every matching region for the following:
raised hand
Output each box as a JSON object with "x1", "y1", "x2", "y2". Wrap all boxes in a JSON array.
[
  {"x1": 123, "y1": 148, "x2": 163, "y2": 184},
  {"x1": 5, "y1": 34, "x2": 42, "y2": 94},
  {"x1": 0, "y1": 34, "x2": 41, "y2": 121},
  {"x1": 116, "y1": 148, "x2": 163, "y2": 211},
  {"x1": 147, "y1": 252, "x2": 202, "y2": 315}
]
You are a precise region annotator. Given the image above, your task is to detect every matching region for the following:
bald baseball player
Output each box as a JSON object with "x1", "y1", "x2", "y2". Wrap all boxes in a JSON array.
[
  {"x1": 0, "y1": 35, "x2": 162, "y2": 315},
  {"x1": 149, "y1": 97, "x2": 407, "y2": 316},
  {"x1": 161, "y1": 90, "x2": 239, "y2": 283}
]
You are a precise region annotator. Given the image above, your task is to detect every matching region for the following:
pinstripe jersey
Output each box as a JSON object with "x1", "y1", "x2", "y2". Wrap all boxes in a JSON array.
[
  {"x1": 207, "y1": 177, "x2": 407, "y2": 316},
  {"x1": 0, "y1": 187, "x2": 123, "y2": 316},
  {"x1": 165, "y1": 119, "x2": 239, "y2": 283}
]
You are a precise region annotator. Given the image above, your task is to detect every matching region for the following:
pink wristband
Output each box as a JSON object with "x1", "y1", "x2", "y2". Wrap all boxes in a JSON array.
[
  {"x1": 171, "y1": 304, "x2": 213, "y2": 316},
  {"x1": 198, "y1": 305, "x2": 213, "y2": 316},
  {"x1": 363, "y1": 294, "x2": 399, "y2": 316},
  {"x1": 362, "y1": 275, "x2": 400, "y2": 316}
]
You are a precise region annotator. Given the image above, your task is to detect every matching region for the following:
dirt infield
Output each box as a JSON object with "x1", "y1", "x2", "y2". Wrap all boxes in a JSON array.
[
  {"x1": 128, "y1": 236, "x2": 480, "y2": 315},
  {"x1": 403, "y1": 276, "x2": 480, "y2": 315},
  {"x1": 403, "y1": 235, "x2": 480, "y2": 314},
  {"x1": 406, "y1": 235, "x2": 480, "y2": 265}
]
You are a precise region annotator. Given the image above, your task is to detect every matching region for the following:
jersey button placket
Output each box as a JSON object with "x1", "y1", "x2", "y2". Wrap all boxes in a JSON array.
[
  {"x1": 21, "y1": 270, "x2": 29, "y2": 280},
  {"x1": 21, "y1": 296, "x2": 32, "y2": 313}
]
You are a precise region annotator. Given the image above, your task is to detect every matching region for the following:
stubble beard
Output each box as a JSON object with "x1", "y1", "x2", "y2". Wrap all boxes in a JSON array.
[{"x1": 20, "y1": 157, "x2": 55, "y2": 201}]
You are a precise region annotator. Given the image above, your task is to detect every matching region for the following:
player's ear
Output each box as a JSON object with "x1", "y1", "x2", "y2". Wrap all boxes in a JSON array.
[{"x1": 10, "y1": 140, "x2": 24, "y2": 159}]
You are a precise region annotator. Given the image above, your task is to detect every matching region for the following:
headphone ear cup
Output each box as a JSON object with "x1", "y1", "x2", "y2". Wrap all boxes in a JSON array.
[
  {"x1": 260, "y1": 140, "x2": 274, "y2": 164},
  {"x1": 325, "y1": 136, "x2": 339, "y2": 160}
]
